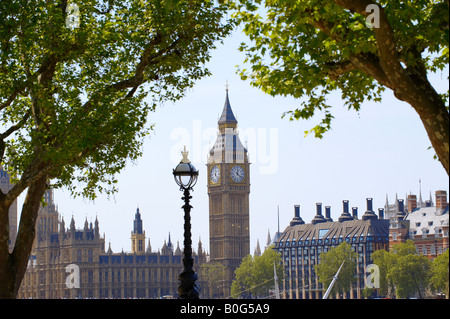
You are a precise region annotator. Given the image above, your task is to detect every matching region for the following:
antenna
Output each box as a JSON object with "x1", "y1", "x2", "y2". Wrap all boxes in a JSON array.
[{"x1": 277, "y1": 205, "x2": 280, "y2": 234}]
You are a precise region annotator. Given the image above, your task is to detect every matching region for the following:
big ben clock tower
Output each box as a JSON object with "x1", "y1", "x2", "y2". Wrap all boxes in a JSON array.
[{"x1": 207, "y1": 85, "x2": 250, "y2": 298}]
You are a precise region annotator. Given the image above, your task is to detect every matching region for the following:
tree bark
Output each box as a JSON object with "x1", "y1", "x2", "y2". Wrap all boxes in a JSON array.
[
  {"x1": 0, "y1": 174, "x2": 48, "y2": 299},
  {"x1": 334, "y1": 0, "x2": 450, "y2": 175},
  {"x1": 403, "y1": 90, "x2": 449, "y2": 175}
]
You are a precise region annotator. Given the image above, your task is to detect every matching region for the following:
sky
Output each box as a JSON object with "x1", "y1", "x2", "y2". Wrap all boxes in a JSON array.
[{"x1": 18, "y1": 27, "x2": 449, "y2": 255}]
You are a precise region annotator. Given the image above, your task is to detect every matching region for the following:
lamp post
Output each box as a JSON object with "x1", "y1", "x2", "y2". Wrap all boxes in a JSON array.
[{"x1": 173, "y1": 146, "x2": 200, "y2": 299}]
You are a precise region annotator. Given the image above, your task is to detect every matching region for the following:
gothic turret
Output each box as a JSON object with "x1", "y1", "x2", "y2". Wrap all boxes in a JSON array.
[{"x1": 131, "y1": 207, "x2": 146, "y2": 254}]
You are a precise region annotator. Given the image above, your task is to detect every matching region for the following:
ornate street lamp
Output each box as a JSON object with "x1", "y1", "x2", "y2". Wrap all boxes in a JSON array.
[{"x1": 173, "y1": 146, "x2": 199, "y2": 299}]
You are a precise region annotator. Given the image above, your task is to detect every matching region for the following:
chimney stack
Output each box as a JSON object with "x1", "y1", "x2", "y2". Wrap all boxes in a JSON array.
[
  {"x1": 338, "y1": 200, "x2": 353, "y2": 222},
  {"x1": 378, "y1": 208, "x2": 384, "y2": 219},
  {"x1": 396, "y1": 199, "x2": 406, "y2": 220},
  {"x1": 325, "y1": 206, "x2": 333, "y2": 222},
  {"x1": 290, "y1": 205, "x2": 305, "y2": 226},
  {"x1": 352, "y1": 207, "x2": 358, "y2": 220},
  {"x1": 435, "y1": 190, "x2": 448, "y2": 212},
  {"x1": 398, "y1": 199, "x2": 405, "y2": 212},
  {"x1": 407, "y1": 194, "x2": 417, "y2": 213},
  {"x1": 312, "y1": 203, "x2": 326, "y2": 224},
  {"x1": 362, "y1": 198, "x2": 378, "y2": 220}
]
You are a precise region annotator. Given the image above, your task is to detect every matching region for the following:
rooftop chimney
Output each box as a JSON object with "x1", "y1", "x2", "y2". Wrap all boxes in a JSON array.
[
  {"x1": 378, "y1": 208, "x2": 384, "y2": 219},
  {"x1": 352, "y1": 207, "x2": 358, "y2": 220},
  {"x1": 396, "y1": 199, "x2": 406, "y2": 220},
  {"x1": 311, "y1": 203, "x2": 327, "y2": 225},
  {"x1": 362, "y1": 198, "x2": 378, "y2": 220},
  {"x1": 325, "y1": 206, "x2": 333, "y2": 222},
  {"x1": 435, "y1": 190, "x2": 448, "y2": 213},
  {"x1": 407, "y1": 194, "x2": 417, "y2": 213},
  {"x1": 290, "y1": 205, "x2": 305, "y2": 226},
  {"x1": 338, "y1": 200, "x2": 354, "y2": 222}
]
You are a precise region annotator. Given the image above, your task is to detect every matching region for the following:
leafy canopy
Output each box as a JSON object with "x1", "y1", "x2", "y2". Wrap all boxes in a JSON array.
[
  {"x1": 315, "y1": 241, "x2": 357, "y2": 295},
  {"x1": 372, "y1": 240, "x2": 432, "y2": 298},
  {"x1": 0, "y1": 0, "x2": 233, "y2": 199},
  {"x1": 231, "y1": 246, "x2": 283, "y2": 298},
  {"x1": 231, "y1": 0, "x2": 449, "y2": 138}
]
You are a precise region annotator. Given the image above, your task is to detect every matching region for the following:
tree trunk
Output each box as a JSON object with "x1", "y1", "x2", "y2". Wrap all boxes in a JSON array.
[
  {"x1": 0, "y1": 175, "x2": 48, "y2": 299},
  {"x1": 395, "y1": 78, "x2": 450, "y2": 176},
  {"x1": 416, "y1": 102, "x2": 449, "y2": 176}
]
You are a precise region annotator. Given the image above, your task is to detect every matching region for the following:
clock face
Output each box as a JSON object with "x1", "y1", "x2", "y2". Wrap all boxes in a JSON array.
[
  {"x1": 231, "y1": 165, "x2": 245, "y2": 183},
  {"x1": 210, "y1": 166, "x2": 220, "y2": 183}
]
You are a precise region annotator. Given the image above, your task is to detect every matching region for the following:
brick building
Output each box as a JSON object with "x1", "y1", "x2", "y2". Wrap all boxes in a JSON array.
[{"x1": 390, "y1": 190, "x2": 449, "y2": 258}]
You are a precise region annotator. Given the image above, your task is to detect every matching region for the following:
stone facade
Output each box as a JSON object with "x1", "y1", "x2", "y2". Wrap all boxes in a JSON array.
[
  {"x1": 18, "y1": 190, "x2": 207, "y2": 299},
  {"x1": 207, "y1": 88, "x2": 251, "y2": 298}
]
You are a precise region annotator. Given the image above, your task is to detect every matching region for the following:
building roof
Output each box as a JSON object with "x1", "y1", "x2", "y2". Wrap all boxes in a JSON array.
[
  {"x1": 276, "y1": 218, "x2": 390, "y2": 246},
  {"x1": 406, "y1": 205, "x2": 449, "y2": 236},
  {"x1": 218, "y1": 90, "x2": 238, "y2": 125},
  {"x1": 209, "y1": 89, "x2": 248, "y2": 162}
]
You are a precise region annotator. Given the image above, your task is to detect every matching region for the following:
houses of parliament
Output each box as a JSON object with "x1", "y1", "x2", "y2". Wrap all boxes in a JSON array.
[
  {"x1": 4, "y1": 88, "x2": 251, "y2": 299},
  {"x1": 17, "y1": 188, "x2": 208, "y2": 299}
]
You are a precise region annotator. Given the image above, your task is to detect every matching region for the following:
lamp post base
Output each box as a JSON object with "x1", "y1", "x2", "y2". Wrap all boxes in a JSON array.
[
  {"x1": 178, "y1": 266, "x2": 200, "y2": 299},
  {"x1": 178, "y1": 188, "x2": 200, "y2": 299}
]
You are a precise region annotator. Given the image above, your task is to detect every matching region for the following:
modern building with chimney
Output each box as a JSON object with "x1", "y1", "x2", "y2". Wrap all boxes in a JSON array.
[
  {"x1": 273, "y1": 190, "x2": 449, "y2": 299},
  {"x1": 274, "y1": 199, "x2": 390, "y2": 299}
]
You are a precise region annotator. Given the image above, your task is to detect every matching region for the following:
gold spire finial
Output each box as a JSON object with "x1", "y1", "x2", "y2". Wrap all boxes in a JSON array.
[{"x1": 181, "y1": 146, "x2": 191, "y2": 163}]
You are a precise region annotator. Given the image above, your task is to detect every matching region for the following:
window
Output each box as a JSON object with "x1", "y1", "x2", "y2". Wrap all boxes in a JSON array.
[{"x1": 318, "y1": 229, "x2": 329, "y2": 239}]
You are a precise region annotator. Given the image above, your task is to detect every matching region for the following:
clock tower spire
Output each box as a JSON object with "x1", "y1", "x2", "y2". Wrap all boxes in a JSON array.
[{"x1": 207, "y1": 85, "x2": 250, "y2": 298}]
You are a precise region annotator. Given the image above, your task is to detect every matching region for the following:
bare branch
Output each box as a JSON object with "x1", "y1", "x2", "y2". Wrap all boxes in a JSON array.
[
  {"x1": 0, "y1": 86, "x2": 26, "y2": 112},
  {"x1": 0, "y1": 109, "x2": 31, "y2": 140}
]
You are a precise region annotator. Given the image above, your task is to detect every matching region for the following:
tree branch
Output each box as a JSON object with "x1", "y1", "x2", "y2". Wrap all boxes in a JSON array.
[
  {"x1": 4, "y1": 157, "x2": 52, "y2": 205},
  {"x1": 307, "y1": 8, "x2": 394, "y2": 88},
  {"x1": 333, "y1": 0, "x2": 409, "y2": 91},
  {"x1": 10, "y1": 173, "x2": 48, "y2": 297},
  {"x1": 325, "y1": 60, "x2": 357, "y2": 80},
  {"x1": 0, "y1": 109, "x2": 31, "y2": 140},
  {"x1": 0, "y1": 85, "x2": 26, "y2": 112}
]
